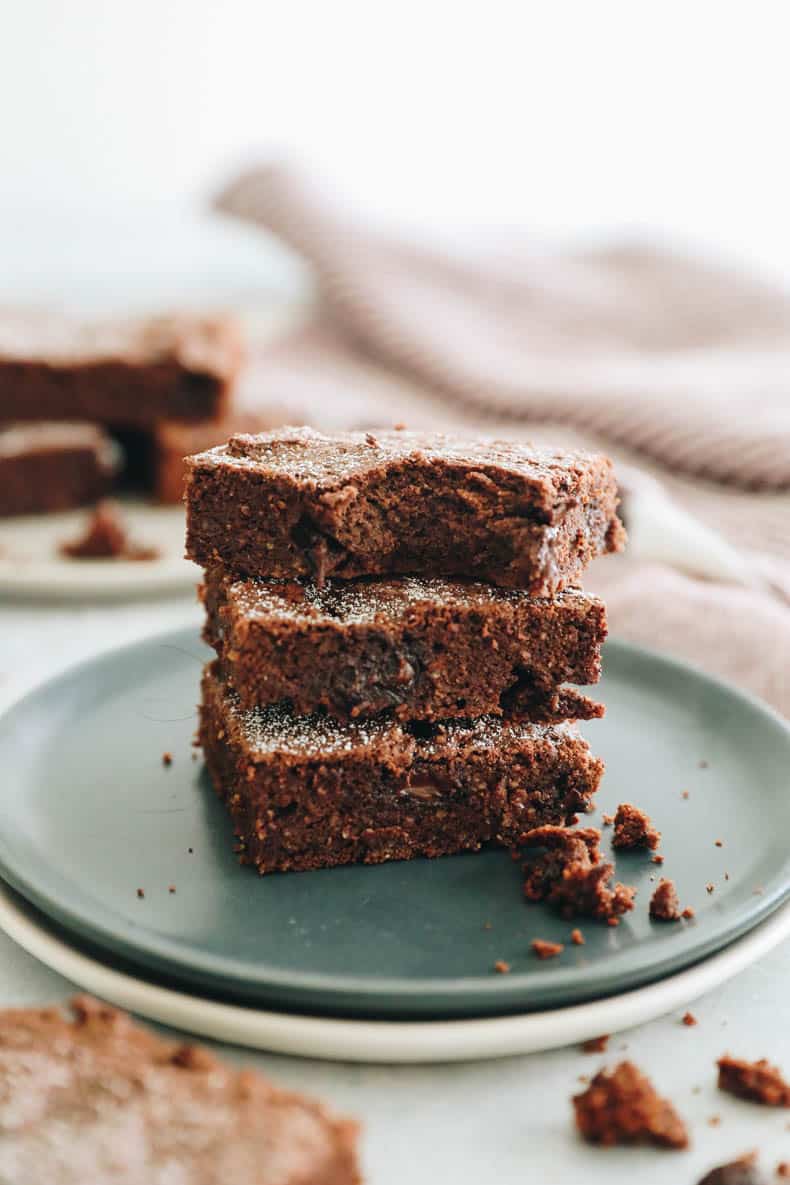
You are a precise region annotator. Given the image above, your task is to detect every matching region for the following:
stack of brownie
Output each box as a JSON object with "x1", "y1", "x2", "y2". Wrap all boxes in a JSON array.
[{"x1": 186, "y1": 426, "x2": 624, "y2": 875}]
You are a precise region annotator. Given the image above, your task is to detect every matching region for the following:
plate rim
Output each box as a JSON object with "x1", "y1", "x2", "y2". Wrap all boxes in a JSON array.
[
  {"x1": 2, "y1": 882, "x2": 789, "y2": 1063},
  {"x1": 0, "y1": 627, "x2": 788, "y2": 1014}
]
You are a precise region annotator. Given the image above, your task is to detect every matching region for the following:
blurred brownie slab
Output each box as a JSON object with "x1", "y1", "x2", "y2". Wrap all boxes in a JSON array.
[
  {"x1": 0, "y1": 995, "x2": 360, "y2": 1184},
  {"x1": 203, "y1": 570, "x2": 606, "y2": 721},
  {"x1": 185, "y1": 426, "x2": 624, "y2": 593},
  {"x1": 0, "y1": 312, "x2": 242, "y2": 428},
  {"x1": 199, "y1": 662, "x2": 603, "y2": 874},
  {"x1": 154, "y1": 407, "x2": 291, "y2": 503},
  {"x1": 0, "y1": 421, "x2": 118, "y2": 516}
]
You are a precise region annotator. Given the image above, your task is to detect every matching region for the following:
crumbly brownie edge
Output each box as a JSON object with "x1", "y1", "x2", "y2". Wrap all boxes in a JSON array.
[
  {"x1": 185, "y1": 438, "x2": 623, "y2": 593},
  {"x1": 198, "y1": 665, "x2": 603, "y2": 874},
  {"x1": 202, "y1": 571, "x2": 606, "y2": 721}
]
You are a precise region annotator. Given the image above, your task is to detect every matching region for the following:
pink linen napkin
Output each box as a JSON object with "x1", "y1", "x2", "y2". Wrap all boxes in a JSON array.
[{"x1": 216, "y1": 164, "x2": 790, "y2": 716}]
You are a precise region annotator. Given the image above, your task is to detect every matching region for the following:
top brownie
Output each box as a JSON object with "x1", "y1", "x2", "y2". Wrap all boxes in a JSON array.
[
  {"x1": 185, "y1": 426, "x2": 624, "y2": 592},
  {"x1": 0, "y1": 312, "x2": 243, "y2": 428}
]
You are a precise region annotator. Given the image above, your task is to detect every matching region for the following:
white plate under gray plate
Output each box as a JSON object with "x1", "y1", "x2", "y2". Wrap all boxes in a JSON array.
[
  {"x1": 0, "y1": 501, "x2": 197, "y2": 599},
  {"x1": 1, "y1": 884, "x2": 788, "y2": 1064}
]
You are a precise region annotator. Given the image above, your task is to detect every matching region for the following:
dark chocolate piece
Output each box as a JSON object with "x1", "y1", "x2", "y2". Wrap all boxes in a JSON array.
[
  {"x1": 199, "y1": 662, "x2": 603, "y2": 875},
  {"x1": 696, "y1": 1152, "x2": 767, "y2": 1185},
  {"x1": 185, "y1": 426, "x2": 624, "y2": 593},
  {"x1": 0, "y1": 996, "x2": 360, "y2": 1184},
  {"x1": 203, "y1": 569, "x2": 606, "y2": 721}
]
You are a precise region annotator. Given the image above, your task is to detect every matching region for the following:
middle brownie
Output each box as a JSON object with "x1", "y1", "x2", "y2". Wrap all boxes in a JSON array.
[{"x1": 202, "y1": 569, "x2": 606, "y2": 722}]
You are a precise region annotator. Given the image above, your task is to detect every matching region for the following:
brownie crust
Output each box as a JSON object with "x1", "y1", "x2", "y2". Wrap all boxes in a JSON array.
[
  {"x1": 0, "y1": 313, "x2": 243, "y2": 429},
  {"x1": 185, "y1": 427, "x2": 625, "y2": 593},
  {"x1": 0, "y1": 995, "x2": 360, "y2": 1184},
  {"x1": 0, "y1": 422, "x2": 118, "y2": 516},
  {"x1": 202, "y1": 570, "x2": 607, "y2": 721},
  {"x1": 199, "y1": 663, "x2": 603, "y2": 875}
]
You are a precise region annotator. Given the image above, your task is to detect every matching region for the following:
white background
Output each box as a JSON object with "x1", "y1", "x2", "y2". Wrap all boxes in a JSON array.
[{"x1": 1, "y1": 0, "x2": 790, "y2": 280}]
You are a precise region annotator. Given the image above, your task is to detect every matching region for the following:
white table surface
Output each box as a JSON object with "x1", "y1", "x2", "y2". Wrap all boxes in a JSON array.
[{"x1": 1, "y1": 593, "x2": 789, "y2": 1184}]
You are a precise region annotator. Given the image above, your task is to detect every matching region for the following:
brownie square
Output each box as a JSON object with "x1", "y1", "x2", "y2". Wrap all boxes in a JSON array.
[
  {"x1": 203, "y1": 569, "x2": 606, "y2": 721},
  {"x1": 0, "y1": 312, "x2": 243, "y2": 429},
  {"x1": 0, "y1": 996, "x2": 360, "y2": 1183},
  {"x1": 199, "y1": 662, "x2": 603, "y2": 874},
  {"x1": 185, "y1": 426, "x2": 625, "y2": 593},
  {"x1": 0, "y1": 422, "x2": 118, "y2": 516}
]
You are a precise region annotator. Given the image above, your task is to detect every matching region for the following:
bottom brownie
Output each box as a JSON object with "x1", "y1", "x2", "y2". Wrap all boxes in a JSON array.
[
  {"x1": 0, "y1": 422, "x2": 118, "y2": 516},
  {"x1": 199, "y1": 663, "x2": 603, "y2": 874}
]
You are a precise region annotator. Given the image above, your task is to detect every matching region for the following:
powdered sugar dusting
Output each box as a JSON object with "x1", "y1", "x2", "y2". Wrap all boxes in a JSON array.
[
  {"x1": 189, "y1": 425, "x2": 597, "y2": 490},
  {"x1": 220, "y1": 676, "x2": 575, "y2": 760},
  {"x1": 227, "y1": 574, "x2": 596, "y2": 626}
]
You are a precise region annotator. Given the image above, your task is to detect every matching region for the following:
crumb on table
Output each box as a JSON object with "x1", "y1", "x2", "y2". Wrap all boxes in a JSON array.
[
  {"x1": 59, "y1": 500, "x2": 160, "y2": 561},
  {"x1": 682, "y1": 1011, "x2": 698, "y2": 1027},
  {"x1": 717, "y1": 1055, "x2": 790, "y2": 1106},
  {"x1": 572, "y1": 1061, "x2": 689, "y2": 1149},
  {"x1": 581, "y1": 1034, "x2": 609, "y2": 1054},
  {"x1": 493, "y1": 959, "x2": 510, "y2": 974},
  {"x1": 696, "y1": 1151, "x2": 765, "y2": 1184},
  {"x1": 570, "y1": 928, "x2": 585, "y2": 946},
  {"x1": 161, "y1": 752, "x2": 173, "y2": 766}
]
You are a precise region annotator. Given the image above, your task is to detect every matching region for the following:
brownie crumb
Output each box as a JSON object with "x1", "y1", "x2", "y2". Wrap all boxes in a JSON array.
[
  {"x1": 188, "y1": 847, "x2": 193, "y2": 854},
  {"x1": 162, "y1": 752, "x2": 173, "y2": 766},
  {"x1": 706, "y1": 883, "x2": 715, "y2": 894},
  {"x1": 59, "y1": 500, "x2": 160, "y2": 561},
  {"x1": 493, "y1": 959, "x2": 511, "y2": 974},
  {"x1": 136, "y1": 888, "x2": 145, "y2": 899},
  {"x1": 708, "y1": 1114, "x2": 721, "y2": 1126},
  {"x1": 696, "y1": 1152, "x2": 765, "y2": 1185},
  {"x1": 602, "y1": 813, "x2": 614, "y2": 826},
  {"x1": 649, "y1": 879, "x2": 681, "y2": 921},
  {"x1": 682, "y1": 906, "x2": 696, "y2": 919},
  {"x1": 613, "y1": 803, "x2": 661, "y2": 851},
  {"x1": 717, "y1": 1055, "x2": 790, "y2": 1106},
  {"x1": 572, "y1": 1061, "x2": 689, "y2": 1148},
  {"x1": 168, "y1": 884, "x2": 176, "y2": 894},
  {"x1": 570, "y1": 928, "x2": 585, "y2": 946},
  {"x1": 777, "y1": 1163, "x2": 789, "y2": 1178},
  {"x1": 715, "y1": 839, "x2": 724, "y2": 847},
  {"x1": 532, "y1": 938, "x2": 564, "y2": 960},
  {"x1": 682, "y1": 790, "x2": 690, "y2": 800},
  {"x1": 652, "y1": 853, "x2": 665, "y2": 865},
  {"x1": 522, "y1": 826, "x2": 636, "y2": 923},
  {"x1": 582, "y1": 1034, "x2": 609, "y2": 1054},
  {"x1": 682, "y1": 1011, "x2": 698, "y2": 1027}
]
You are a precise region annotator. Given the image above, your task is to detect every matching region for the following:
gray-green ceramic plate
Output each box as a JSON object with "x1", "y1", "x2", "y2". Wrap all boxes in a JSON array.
[{"x1": 0, "y1": 629, "x2": 787, "y2": 1019}]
